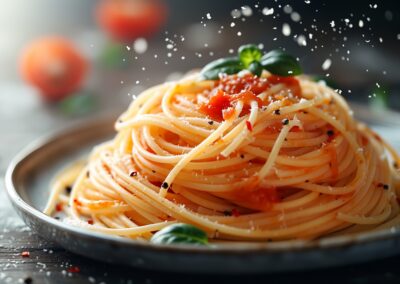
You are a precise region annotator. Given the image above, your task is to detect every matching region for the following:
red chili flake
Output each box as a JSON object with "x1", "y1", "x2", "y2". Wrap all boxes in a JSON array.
[
  {"x1": 87, "y1": 219, "x2": 94, "y2": 225},
  {"x1": 21, "y1": 251, "x2": 30, "y2": 257},
  {"x1": 231, "y1": 208, "x2": 241, "y2": 217},
  {"x1": 246, "y1": 121, "x2": 253, "y2": 132},
  {"x1": 290, "y1": 126, "x2": 301, "y2": 132},
  {"x1": 55, "y1": 203, "x2": 63, "y2": 212},
  {"x1": 73, "y1": 198, "x2": 82, "y2": 206},
  {"x1": 68, "y1": 266, "x2": 80, "y2": 273},
  {"x1": 361, "y1": 136, "x2": 369, "y2": 146}
]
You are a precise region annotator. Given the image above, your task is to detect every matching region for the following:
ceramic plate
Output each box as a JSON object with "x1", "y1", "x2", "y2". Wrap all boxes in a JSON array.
[{"x1": 5, "y1": 105, "x2": 400, "y2": 274}]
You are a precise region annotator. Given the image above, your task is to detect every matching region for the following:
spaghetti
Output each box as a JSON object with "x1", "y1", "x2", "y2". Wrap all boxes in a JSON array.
[{"x1": 44, "y1": 70, "x2": 400, "y2": 241}]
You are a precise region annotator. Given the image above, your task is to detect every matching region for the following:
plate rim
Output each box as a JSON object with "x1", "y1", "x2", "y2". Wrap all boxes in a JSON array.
[{"x1": 5, "y1": 111, "x2": 400, "y2": 255}]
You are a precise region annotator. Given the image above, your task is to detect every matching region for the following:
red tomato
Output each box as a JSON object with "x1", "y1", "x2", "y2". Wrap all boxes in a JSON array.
[
  {"x1": 20, "y1": 37, "x2": 87, "y2": 101},
  {"x1": 96, "y1": 0, "x2": 167, "y2": 43}
]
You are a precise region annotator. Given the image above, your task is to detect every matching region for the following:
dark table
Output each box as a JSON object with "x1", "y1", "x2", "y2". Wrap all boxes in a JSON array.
[{"x1": 1, "y1": 78, "x2": 400, "y2": 284}]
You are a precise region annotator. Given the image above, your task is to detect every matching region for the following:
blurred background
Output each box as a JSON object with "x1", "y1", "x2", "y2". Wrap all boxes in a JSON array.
[{"x1": 0, "y1": 0, "x2": 399, "y2": 165}]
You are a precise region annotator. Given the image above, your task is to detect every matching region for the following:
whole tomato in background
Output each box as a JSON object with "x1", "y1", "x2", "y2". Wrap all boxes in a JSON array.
[
  {"x1": 20, "y1": 37, "x2": 87, "y2": 101},
  {"x1": 96, "y1": 0, "x2": 167, "y2": 43}
]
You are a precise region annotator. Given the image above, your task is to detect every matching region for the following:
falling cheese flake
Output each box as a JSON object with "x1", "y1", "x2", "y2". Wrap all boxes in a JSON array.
[
  {"x1": 231, "y1": 9, "x2": 241, "y2": 18},
  {"x1": 206, "y1": 13, "x2": 212, "y2": 20},
  {"x1": 291, "y1": 12, "x2": 301, "y2": 22},
  {"x1": 330, "y1": 21, "x2": 335, "y2": 28},
  {"x1": 304, "y1": 0, "x2": 311, "y2": 3},
  {"x1": 262, "y1": 7, "x2": 274, "y2": 16},
  {"x1": 283, "y1": 5, "x2": 293, "y2": 14},
  {"x1": 358, "y1": 20, "x2": 364, "y2": 27},
  {"x1": 322, "y1": 59, "x2": 332, "y2": 70},
  {"x1": 237, "y1": 31, "x2": 242, "y2": 36},
  {"x1": 133, "y1": 38, "x2": 148, "y2": 54},
  {"x1": 379, "y1": 37, "x2": 383, "y2": 43},
  {"x1": 241, "y1": 6, "x2": 253, "y2": 17},
  {"x1": 282, "y1": 23, "x2": 291, "y2": 36},
  {"x1": 297, "y1": 35, "x2": 307, "y2": 46},
  {"x1": 230, "y1": 22, "x2": 235, "y2": 27}
]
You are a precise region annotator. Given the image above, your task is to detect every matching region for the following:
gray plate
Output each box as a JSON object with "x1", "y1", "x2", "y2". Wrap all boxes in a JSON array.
[{"x1": 5, "y1": 105, "x2": 400, "y2": 274}]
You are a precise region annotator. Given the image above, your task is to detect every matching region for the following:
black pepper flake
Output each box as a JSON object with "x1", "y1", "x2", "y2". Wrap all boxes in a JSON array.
[
  {"x1": 208, "y1": 121, "x2": 214, "y2": 125},
  {"x1": 24, "y1": 277, "x2": 33, "y2": 284},
  {"x1": 65, "y1": 186, "x2": 72, "y2": 194},
  {"x1": 282, "y1": 118, "x2": 289, "y2": 125},
  {"x1": 305, "y1": 180, "x2": 310, "y2": 183},
  {"x1": 130, "y1": 171, "x2": 138, "y2": 177},
  {"x1": 284, "y1": 138, "x2": 288, "y2": 141},
  {"x1": 223, "y1": 210, "x2": 232, "y2": 216},
  {"x1": 161, "y1": 182, "x2": 169, "y2": 189},
  {"x1": 273, "y1": 109, "x2": 281, "y2": 115},
  {"x1": 383, "y1": 184, "x2": 389, "y2": 190},
  {"x1": 394, "y1": 162, "x2": 398, "y2": 169},
  {"x1": 54, "y1": 216, "x2": 60, "y2": 220},
  {"x1": 118, "y1": 119, "x2": 122, "y2": 123},
  {"x1": 240, "y1": 154, "x2": 245, "y2": 159},
  {"x1": 303, "y1": 111, "x2": 308, "y2": 114},
  {"x1": 152, "y1": 170, "x2": 156, "y2": 173},
  {"x1": 327, "y1": 130, "x2": 334, "y2": 136},
  {"x1": 86, "y1": 171, "x2": 90, "y2": 178}
]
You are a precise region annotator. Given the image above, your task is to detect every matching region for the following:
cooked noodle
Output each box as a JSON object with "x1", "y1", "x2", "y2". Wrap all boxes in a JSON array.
[{"x1": 44, "y1": 71, "x2": 400, "y2": 241}]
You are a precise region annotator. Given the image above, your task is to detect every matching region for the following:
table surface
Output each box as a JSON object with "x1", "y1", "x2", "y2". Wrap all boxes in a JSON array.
[{"x1": 2, "y1": 82, "x2": 400, "y2": 284}]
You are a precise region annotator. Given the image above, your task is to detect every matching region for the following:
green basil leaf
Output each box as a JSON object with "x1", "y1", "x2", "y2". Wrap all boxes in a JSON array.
[
  {"x1": 150, "y1": 223, "x2": 208, "y2": 245},
  {"x1": 238, "y1": 44, "x2": 262, "y2": 68},
  {"x1": 201, "y1": 57, "x2": 243, "y2": 80},
  {"x1": 261, "y1": 50, "x2": 302, "y2": 76},
  {"x1": 248, "y1": 61, "x2": 263, "y2": 77}
]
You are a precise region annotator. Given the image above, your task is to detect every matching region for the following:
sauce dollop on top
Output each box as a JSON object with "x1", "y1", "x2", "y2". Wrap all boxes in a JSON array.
[{"x1": 200, "y1": 74, "x2": 301, "y2": 121}]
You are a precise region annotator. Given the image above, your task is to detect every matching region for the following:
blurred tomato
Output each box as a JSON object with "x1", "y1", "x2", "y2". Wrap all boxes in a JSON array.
[
  {"x1": 20, "y1": 37, "x2": 87, "y2": 101},
  {"x1": 96, "y1": 0, "x2": 167, "y2": 43}
]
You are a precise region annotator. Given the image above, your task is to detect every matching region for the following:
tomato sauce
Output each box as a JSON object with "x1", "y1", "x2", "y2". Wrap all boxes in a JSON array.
[
  {"x1": 200, "y1": 73, "x2": 301, "y2": 121},
  {"x1": 232, "y1": 186, "x2": 280, "y2": 211},
  {"x1": 222, "y1": 176, "x2": 280, "y2": 211}
]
